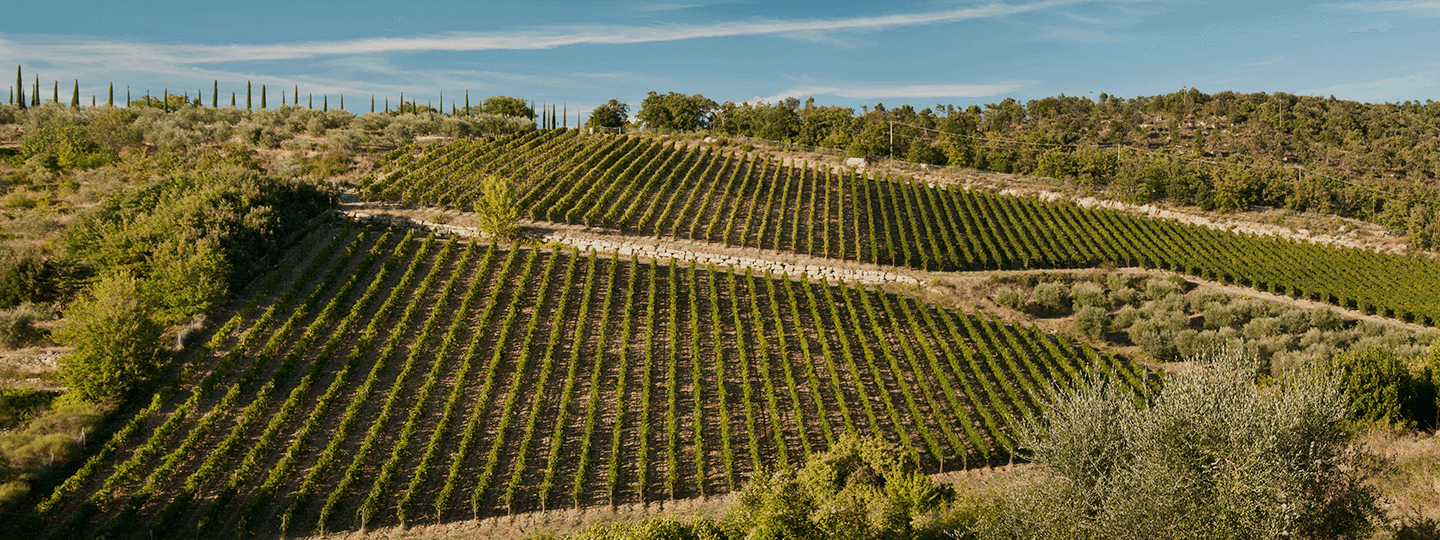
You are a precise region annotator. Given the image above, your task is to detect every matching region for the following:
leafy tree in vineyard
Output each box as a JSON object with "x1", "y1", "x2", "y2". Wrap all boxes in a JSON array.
[{"x1": 474, "y1": 175, "x2": 520, "y2": 240}]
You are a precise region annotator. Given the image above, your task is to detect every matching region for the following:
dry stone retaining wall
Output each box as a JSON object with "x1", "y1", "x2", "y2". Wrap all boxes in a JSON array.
[{"x1": 335, "y1": 210, "x2": 920, "y2": 287}]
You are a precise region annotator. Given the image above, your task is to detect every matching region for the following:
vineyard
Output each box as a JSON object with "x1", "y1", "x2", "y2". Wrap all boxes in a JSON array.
[
  {"x1": 358, "y1": 130, "x2": 1440, "y2": 325},
  {"x1": 20, "y1": 223, "x2": 1150, "y2": 539}
]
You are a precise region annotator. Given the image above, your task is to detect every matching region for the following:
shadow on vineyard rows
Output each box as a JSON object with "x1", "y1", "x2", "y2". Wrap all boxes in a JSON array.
[
  {"x1": 359, "y1": 130, "x2": 1440, "y2": 325},
  {"x1": 18, "y1": 223, "x2": 1153, "y2": 539}
]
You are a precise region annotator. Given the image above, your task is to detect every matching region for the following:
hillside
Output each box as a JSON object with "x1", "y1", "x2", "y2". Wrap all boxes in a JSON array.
[
  {"x1": 359, "y1": 131, "x2": 1440, "y2": 325},
  {"x1": 13, "y1": 223, "x2": 1148, "y2": 538}
]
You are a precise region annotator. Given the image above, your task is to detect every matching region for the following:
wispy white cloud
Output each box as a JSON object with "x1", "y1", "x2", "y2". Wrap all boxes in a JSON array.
[
  {"x1": 1300, "y1": 71, "x2": 1440, "y2": 102},
  {"x1": 1338, "y1": 1, "x2": 1440, "y2": 15},
  {"x1": 752, "y1": 82, "x2": 1029, "y2": 104},
  {"x1": 2, "y1": 0, "x2": 1101, "y2": 68}
]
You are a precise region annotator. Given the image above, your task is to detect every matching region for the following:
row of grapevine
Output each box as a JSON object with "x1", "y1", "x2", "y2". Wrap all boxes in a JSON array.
[
  {"x1": 364, "y1": 134, "x2": 1440, "y2": 324},
  {"x1": 27, "y1": 228, "x2": 1156, "y2": 539}
]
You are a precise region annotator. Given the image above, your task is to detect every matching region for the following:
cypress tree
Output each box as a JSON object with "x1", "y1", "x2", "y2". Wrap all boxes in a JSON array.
[
  {"x1": 294, "y1": 85, "x2": 298, "y2": 106},
  {"x1": 213, "y1": 81, "x2": 218, "y2": 108},
  {"x1": 126, "y1": 87, "x2": 131, "y2": 107},
  {"x1": 231, "y1": 92, "x2": 236, "y2": 107},
  {"x1": 465, "y1": 90, "x2": 470, "y2": 116},
  {"x1": 245, "y1": 81, "x2": 252, "y2": 110},
  {"x1": 163, "y1": 88, "x2": 169, "y2": 111},
  {"x1": 261, "y1": 84, "x2": 266, "y2": 109},
  {"x1": 385, "y1": 96, "x2": 389, "y2": 112},
  {"x1": 439, "y1": 91, "x2": 443, "y2": 114},
  {"x1": 308, "y1": 93, "x2": 312, "y2": 108},
  {"x1": 323, "y1": 95, "x2": 327, "y2": 112},
  {"x1": 32, "y1": 75, "x2": 39, "y2": 107},
  {"x1": 340, "y1": 94, "x2": 344, "y2": 110},
  {"x1": 91, "y1": 96, "x2": 95, "y2": 106},
  {"x1": 71, "y1": 80, "x2": 79, "y2": 108},
  {"x1": 399, "y1": 92, "x2": 403, "y2": 112},
  {"x1": 282, "y1": 91, "x2": 286, "y2": 107},
  {"x1": 371, "y1": 95, "x2": 375, "y2": 113},
  {"x1": 52, "y1": 80, "x2": 57, "y2": 104},
  {"x1": 563, "y1": 103, "x2": 567, "y2": 128},
  {"x1": 15, "y1": 66, "x2": 23, "y2": 110}
]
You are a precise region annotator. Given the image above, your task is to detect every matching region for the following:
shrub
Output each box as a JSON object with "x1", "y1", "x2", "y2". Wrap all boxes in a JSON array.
[
  {"x1": 1144, "y1": 276, "x2": 1182, "y2": 300},
  {"x1": 1108, "y1": 286, "x2": 1141, "y2": 309},
  {"x1": 1072, "y1": 306, "x2": 1109, "y2": 340},
  {"x1": 1328, "y1": 347, "x2": 1428, "y2": 428},
  {"x1": 53, "y1": 271, "x2": 163, "y2": 404},
  {"x1": 0, "y1": 247, "x2": 50, "y2": 309},
  {"x1": 730, "y1": 435, "x2": 955, "y2": 540},
  {"x1": 0, "y1": 303, "x2": 48, "y2": 349},
  {"x1": 1309, "y1": 307, "x2": 1344, "y2": 331},
  {"x1": 988, "y1": 357, "x2": 1378, "y2": 539},
  {"x1": 1111, "y1": 305, "x2": 1141, "y2": 330},
  {"x1": 1202, "y1": 303, "x2": 1235, "y2": 330},
  {"x1": 1242, "y1": 317, "x2": 1285, "y2": 341},
  {"x1": 993, "y1": 287, "x2": 1023, "y2": 310},
  {"x1": 1070, "y1": 282, "x2": 1108, "y2": 309},
  {"x1": 473, "y1": 175, "x2": 519, "y2": 240},
  {"x1": 1030, "y1": 282, "x2": 1070, "y2": 314}
]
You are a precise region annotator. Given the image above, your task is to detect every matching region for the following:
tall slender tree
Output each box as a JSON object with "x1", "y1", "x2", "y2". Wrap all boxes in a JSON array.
[
  {"x1": 52, "y1": 81, "x2": 58, "y2": 104},
  {"x1": 385, "y1": 96, "x2": 389, "y2": 112},
  {"x1": 323, "y1": 95, "x2": 327, "y2": 112},
  {"x1": 32, "y1": 75, "x2": 39, "y2": 107},
  {"x1": 439, "y1": 90, "x2": 443, "y2": 114},
  {"x1": 163, "y1": 89, "x2": 169, "y2": 111},
  {"x1": 563, "y1": 103, "x2": 567, "y2": 128},
  {"x1": 246, "y1": 81, "x2": 252, "y2": 110},
  {"x1": 261, "y1": 84, "x2": 267, "y2": 109},
  {"x1": 127, "y1": 87, "x2": 131, "y2": 107},
  {"x1": 465, "y1": 90, "x2": 470, "y2": 116},
  {"x1": 340, "y1": 94, "x2": 344, "y2": 110},
  {"x1": 309, "y1": 93, "x2": 313, "y2": 108},
  {"x1": 71, "y1": 80, "x2": 79, "y2": 108},
  {"x1": 293, "y1": 84, "x2": 298, "y2": 106},
  {"x1": 15, "y1": 66, "x2": 24, "y2": 110},
  {"x1": 108, "y1": 83, "x2": 113, "y2": 106},
  {"x1": 213, "y1": 80, "x2": 218, "y2": 108},
  {"x1": 371, "y1": 95, "x2": 375, "y2": 113},
  {"x1": 231, "y1": 92, "x2": 236, "y2": 107}
]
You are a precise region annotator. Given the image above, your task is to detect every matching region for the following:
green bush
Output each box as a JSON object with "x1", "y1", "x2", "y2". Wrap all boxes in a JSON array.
[
  {"x1": 53, "y1": 271, "x2": 163, "y2": 404},
  {"x1": 1143, "y1": 276, "x2": 1182, "y2": 300},
  {"x1": 1073, "y1": 306, "x2": 1109, "y2": 340},
  {"x1": 1030, "y1": 282, "x2": 1070, "y2": 314},
  {"x1": 993, "y1": 287, "x2": 1023, "y2": 310},
  {"x1": 1107, "y1": 286, "x2": 1141, "y2": 309},
  {"x1": 1070, "y1": 282, "x2": 1108, "y2": 309},
  {"x1": 0, "y1": 303, "x2": 48, "y2": 349},
  {"x1": 474, "y1": 175, "x2": 519, "y2": 240},
  {"x1": 0, "y1": 247, "x2": 50, "y2": 310},
  {"x1": 1328, "y1": 347, "x2": 1428, "y2": 428},
  {"x1": 988, "y1": 357, "x2": 1378, "y2": 539}
]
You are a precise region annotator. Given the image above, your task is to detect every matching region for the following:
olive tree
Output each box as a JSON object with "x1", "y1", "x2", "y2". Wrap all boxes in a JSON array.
[{"x1": 983, "y1": 353, "x2": 1379, "y2": 540}]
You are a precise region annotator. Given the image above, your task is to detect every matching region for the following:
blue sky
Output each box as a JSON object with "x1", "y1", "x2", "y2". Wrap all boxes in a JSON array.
[{"x1": 3, "y1": 0, "x2": 1438, "y2": 117}]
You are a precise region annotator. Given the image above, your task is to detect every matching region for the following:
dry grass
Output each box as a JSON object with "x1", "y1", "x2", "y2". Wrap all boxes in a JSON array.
[
  {"x1": 314, "y1": 495, "x2": 737, "y2": 540},
  {"x1": 1363, "y1": 429, "x2": 1440, "y2": 526}
]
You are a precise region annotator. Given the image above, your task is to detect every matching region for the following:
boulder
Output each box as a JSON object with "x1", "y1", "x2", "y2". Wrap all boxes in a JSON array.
[{"x1": 844, "y1": 157, "x2": 867, "y2": 168}]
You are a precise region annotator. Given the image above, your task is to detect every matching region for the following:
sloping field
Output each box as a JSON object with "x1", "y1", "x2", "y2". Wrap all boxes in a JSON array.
[
  {"x1": 22, "y1": 224, "x2": 1149, "y2": 539},
  {"x1": 358, "y1": 131, "x2": 1440, "y2": 324}
]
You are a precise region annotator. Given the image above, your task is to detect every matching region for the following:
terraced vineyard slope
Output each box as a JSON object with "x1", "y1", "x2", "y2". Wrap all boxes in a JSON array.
[
  {"x1": 359, "y1": 131, "x2": 1440, "y2": 324},
  {"x1": 24, "y1": 223, "x2": 1148, "y2": 539}
]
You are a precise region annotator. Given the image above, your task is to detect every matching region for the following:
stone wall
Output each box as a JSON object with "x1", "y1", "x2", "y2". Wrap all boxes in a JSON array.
[{"x1": 335, "y1": 210, "x2": 920, "y2": 287}]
